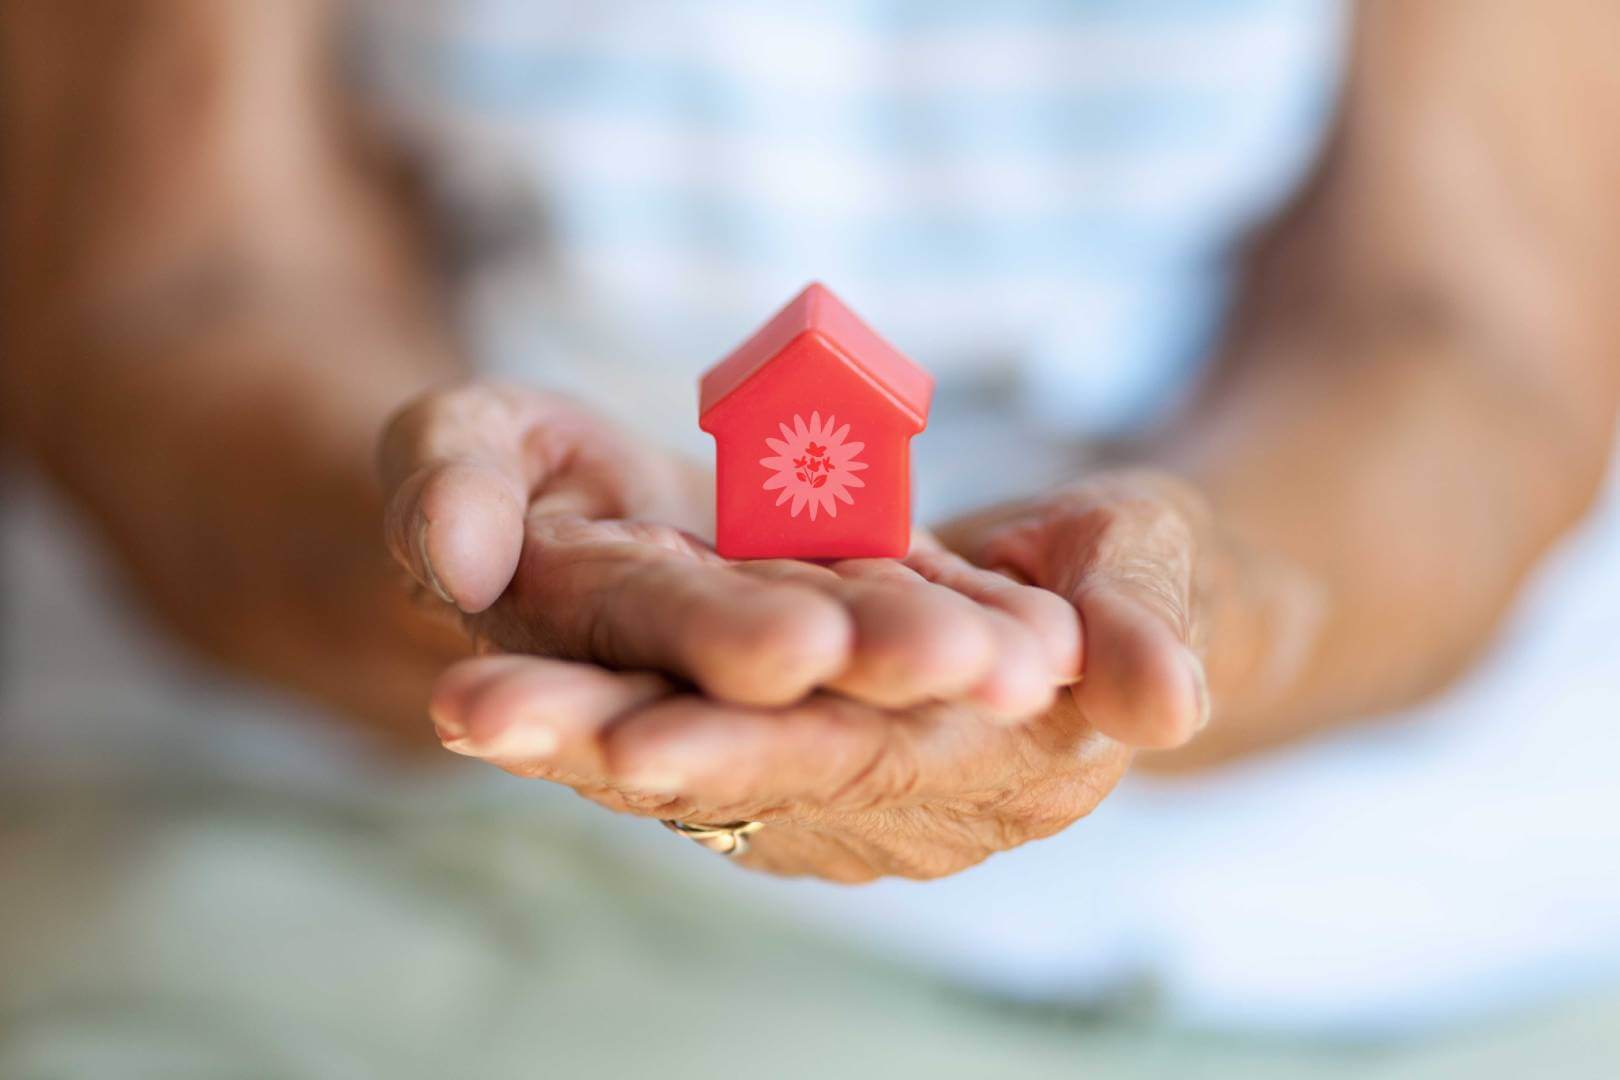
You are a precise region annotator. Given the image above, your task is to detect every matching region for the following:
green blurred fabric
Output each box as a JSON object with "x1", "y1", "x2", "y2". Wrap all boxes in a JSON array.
[{"x1": 3, "y1": 769, "x2": 1616, "y2": 1080}]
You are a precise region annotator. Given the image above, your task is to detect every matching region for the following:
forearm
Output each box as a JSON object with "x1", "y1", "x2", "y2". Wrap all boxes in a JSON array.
[
  {"x1": 1, "y1": 0, "x2": 467, "y2": 733},
  {"x1": 1143, "y1": 313, "x2": 1613, "y2": 764},
  {"x1": 22, "y1": 306, "x2": 465, "y2": 729},
  {"x1": 1113, "y1": 0, "x2": 1620, "y2": 765},
  {"x1": 8, "y1": 286, "x2": 470, "y2": 739}
]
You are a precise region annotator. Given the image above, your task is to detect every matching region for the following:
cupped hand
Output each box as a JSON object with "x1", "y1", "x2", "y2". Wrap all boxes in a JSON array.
[
  {"x1": 379, "y1": 382, "x2": 1081, "y2": 716},
  {"x1": 428, "y1": 654, "x2": 1130, "y2": 882},
  {"x1": 936, "y1": 469, "x2": 1219, "y2": 750},
  {"x1": 943, "y1": 469, "x2": 1323, "y2": 764},
  {"x1": 420, "y1": 469, "x2": 1238, "y2": 882}
]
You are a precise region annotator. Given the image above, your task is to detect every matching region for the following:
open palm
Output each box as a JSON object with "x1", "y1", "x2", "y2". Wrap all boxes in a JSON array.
[{"x1": 381, "y1": 382, "x2": 1081, "y2": 717}]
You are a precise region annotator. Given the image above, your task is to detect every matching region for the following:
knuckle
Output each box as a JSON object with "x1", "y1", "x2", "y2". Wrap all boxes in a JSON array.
[
  {"x1": 381, "y1": 381, "x2": 535, "y2": 498},
  {"x1": 385, "y1": 381, "x2": 481, "y2": 443},
  {"x1": 378, "y1": 391, "x2": 439, "y2": 452},
  {"x1": 431, "y1": 380, "x2": 521, "y2": 427}
]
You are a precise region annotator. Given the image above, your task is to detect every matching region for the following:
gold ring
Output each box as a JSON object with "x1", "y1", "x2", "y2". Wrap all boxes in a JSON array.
[{"x1": 661, "y1": 819, "x2": 764, "y2": 857}]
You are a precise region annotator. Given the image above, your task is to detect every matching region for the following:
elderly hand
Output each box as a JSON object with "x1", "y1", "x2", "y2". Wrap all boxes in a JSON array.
[
  {"x1": 936, "y1": 470, "x2": 1219, "y2": 750},
  {"x1": 424, "y1": 468, "x2": 1267, "y2": 881},
  {"x1": 380, "y1": 382, "x2": 1080, "y2": 717},
  {"x1": 430, "y1": 655, "x2": 1127, "y2": 881}
]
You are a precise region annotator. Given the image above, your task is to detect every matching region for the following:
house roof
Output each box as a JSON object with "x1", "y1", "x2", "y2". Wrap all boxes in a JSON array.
[{"x1": 699, "y1": 283, "x2": 933, "y2": 431}]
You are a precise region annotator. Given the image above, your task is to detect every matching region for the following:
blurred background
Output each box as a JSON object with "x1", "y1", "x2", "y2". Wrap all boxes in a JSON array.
[{"x1": 4, "y1": 1, "x2": 1620, "y2": 1077}]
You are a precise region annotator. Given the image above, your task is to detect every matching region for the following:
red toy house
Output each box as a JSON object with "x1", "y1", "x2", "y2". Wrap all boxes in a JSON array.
[{"x1": 699, "y1": 283, "x2": 934, "y2": 560}]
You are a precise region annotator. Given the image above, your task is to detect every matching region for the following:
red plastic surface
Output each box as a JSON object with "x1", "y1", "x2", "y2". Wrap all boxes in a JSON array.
[{"x1": 699, "y1": 283, "x2": 933, "y2": 560}]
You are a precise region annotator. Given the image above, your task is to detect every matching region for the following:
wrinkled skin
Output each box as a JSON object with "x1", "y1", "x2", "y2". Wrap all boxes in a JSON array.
[{"x1": 384, "y1": 384, "x2": 1212, "y2": 880}]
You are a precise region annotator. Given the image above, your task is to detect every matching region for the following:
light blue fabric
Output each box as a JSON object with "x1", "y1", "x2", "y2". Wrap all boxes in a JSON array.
[{"x1": 347, "y1": 0, "x2": 1347, "y2": 435}]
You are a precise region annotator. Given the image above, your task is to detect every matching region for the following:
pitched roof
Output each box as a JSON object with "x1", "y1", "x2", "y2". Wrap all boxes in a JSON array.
[{"x1": 699, "y1": 283, "x2": 933, "y2": 431}]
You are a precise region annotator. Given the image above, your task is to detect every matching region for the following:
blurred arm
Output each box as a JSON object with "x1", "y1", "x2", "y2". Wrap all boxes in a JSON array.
[
  {"x1": 1149, "y1": 0, "x2": 1620, "y2": 763},
  {"x1": 0, "y1": 0, "x2": 466, "y2": 735}
]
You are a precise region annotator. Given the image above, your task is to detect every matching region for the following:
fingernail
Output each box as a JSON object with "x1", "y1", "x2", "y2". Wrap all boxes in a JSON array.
[
  {"x1": 416, "y1": 518, "x2": 455, "y2": 606},
  {"x1": 429, "y1": 701, "x2": 466, "y2": 742},
  {"x1": 1186, "y1": 651, "x2": 1212, "y2": 732}
]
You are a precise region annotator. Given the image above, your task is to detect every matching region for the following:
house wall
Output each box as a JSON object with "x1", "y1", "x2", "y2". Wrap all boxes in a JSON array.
[{"x1": 705, "y1": 336, "x2": 915, "y2": 559}]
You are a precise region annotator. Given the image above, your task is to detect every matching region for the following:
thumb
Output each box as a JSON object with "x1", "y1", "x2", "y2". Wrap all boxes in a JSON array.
[
  {"x1": 378, "y1": 383, "x2": 539, "y2": 613},
  {"x1": 1069, "y1": 578, "x2": 1208, "y2": 750},
  {"x1": 969, "y1": 475, "x2": 1212, "y2": 750}
]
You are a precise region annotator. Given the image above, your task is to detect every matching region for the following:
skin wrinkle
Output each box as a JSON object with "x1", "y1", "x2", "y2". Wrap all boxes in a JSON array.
[{"x1": 828, "y1": 727, "x2": 913, "y2": 814}]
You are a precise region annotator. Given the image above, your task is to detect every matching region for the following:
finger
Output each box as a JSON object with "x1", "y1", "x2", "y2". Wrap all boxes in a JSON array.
[
  {"x1": 737, "y1": 559, "x2": 998, "y2": 708},
  {"x1": 905, "y1": 540, "x2": 1083, "y2": 683},
  {"x1": 961, "y1": 609, "x2": 1061, "y2": 720},
  {"x1": 968, "y1": 479, "x2": 1209, "y2": 749},
  {"x1": 379, "y1": 384, "x2": 541, "y2": 613},
  {"x1": 828, "y1": 559, "x2": 1007, "y2": 707},
  {"x1": 1070, "y1": 585, "x2": 1208, "y2": 749},
  {"x1": 483, "y1": 519, "x2": 855, "y2": 707},
  {"x1": 428, "y1": 653, "x2": 533, "y2": 743},
  {"x1": 428, "y1": 654, "x2": 670, "y2": 776},
  {"x1": 600, "y1": 693, "x2": 1010, "y2": 815}
]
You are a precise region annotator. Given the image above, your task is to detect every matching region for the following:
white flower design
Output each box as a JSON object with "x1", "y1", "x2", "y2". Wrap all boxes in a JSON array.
[{"x1": 760, "y1": 411, "x2": 868, "y2": 520}]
